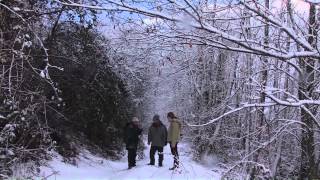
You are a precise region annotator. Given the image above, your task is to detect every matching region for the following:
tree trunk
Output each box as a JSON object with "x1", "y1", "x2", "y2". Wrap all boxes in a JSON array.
[
  {"x1": 250, "y1": 0, "x2": 269, "y2": 179},
  {"x1": 299, "y1": 3, "x2": 318, "y2": 179}
]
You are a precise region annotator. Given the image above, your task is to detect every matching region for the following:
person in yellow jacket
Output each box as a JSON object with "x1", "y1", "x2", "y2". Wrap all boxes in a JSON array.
[{"x1": 167, "y1": 112, "x2": 181, "y2": 170}]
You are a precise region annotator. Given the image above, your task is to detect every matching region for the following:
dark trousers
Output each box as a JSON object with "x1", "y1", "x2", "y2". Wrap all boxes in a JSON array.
[
  {"x1": 170, "y1": 143, "x2": 179, "y2": 167},
  {"x1": 127, "y1": 148, "x2": 137, "y2": 167},
  {"x1": 149, "y1": 146, "x2": 164, "y2": 165}
]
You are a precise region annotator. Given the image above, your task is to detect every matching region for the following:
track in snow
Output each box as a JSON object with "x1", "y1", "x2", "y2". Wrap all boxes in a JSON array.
[{"x1": 38, "y1": 141, "x2": 221, "y2": 180}]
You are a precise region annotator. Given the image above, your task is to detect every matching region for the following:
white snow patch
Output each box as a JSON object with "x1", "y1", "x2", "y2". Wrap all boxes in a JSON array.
[
  {"x1": 0, "y1": 114, "x2": 5, "y2": 119},
  {"x1": 40, "y1": 70, "x2": 46, "y2": 78},
  {"x1": 35, "y1": 141, "x2": 221, "y2": 180},
  {"x1": 13, "y1": 7, "x2": 21, "y2": 11},
  {"x1": 201, "y1": 152, "x2": 220, "y2": 167}
]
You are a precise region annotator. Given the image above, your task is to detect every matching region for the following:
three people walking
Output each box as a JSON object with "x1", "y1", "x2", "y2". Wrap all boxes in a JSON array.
[{"x1": 124, "y1": 112, "x2": 181, "y2": 170}]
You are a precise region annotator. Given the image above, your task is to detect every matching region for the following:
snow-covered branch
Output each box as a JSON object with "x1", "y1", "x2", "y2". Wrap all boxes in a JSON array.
[
  {"x1": 186, "y1": 102, "x2": 277, "y2": 127},
  {"x1": 54, "y1": 0, "x2": 320, "y2": 60}
]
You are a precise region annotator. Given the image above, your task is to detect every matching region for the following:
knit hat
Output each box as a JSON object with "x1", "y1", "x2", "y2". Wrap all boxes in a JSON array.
[
  {"x1": 152, "y1": 114, "x2": 160, "y2": 122},
  {"x1": 132, "y1": 117, "x2": 139, "y2": 122}
]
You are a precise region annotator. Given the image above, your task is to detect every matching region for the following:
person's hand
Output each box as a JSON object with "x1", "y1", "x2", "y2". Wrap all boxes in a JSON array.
[{"x1": 171, "y1": 142, "x2": 176, "y2": 148}]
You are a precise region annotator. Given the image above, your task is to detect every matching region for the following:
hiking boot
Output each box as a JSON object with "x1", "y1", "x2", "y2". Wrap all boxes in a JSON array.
[
  {"x1": 148, "y1": 163, "x2": 155, "y2": 165},
  {"x1": 169, "y1": 166, "x2": 176, "y2": 170},
  {"x1": 159, "y1": 163, "x2": 163, "y2": 167},
  {"x1": 128, "y1": 164, "x2": 136, "y2": 169}
]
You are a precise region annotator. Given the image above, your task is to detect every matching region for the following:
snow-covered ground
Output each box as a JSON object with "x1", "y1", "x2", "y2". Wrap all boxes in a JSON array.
[{"x1": 36, "y1": 141, "x2": 222, "y2": 180}]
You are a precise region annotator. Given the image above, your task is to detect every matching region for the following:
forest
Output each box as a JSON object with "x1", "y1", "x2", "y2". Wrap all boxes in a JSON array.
[{"x1": 0, "y1": 0, "x2": 319, "y2": 179}]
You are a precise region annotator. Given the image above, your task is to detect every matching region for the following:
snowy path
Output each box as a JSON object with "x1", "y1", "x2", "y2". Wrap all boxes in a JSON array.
[{"x1": 38, "y1": 141, "x2": 221, "y2": 180}]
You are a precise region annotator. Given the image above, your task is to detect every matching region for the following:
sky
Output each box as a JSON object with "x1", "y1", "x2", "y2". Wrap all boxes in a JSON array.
[{"x1": 273, "y1": 0, "x2": 311, "y2": 13}]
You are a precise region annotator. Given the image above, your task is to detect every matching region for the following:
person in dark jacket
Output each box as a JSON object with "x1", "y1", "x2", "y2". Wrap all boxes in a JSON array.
[
  {"x1": 124, "y1": 117, "x2": 142, "y2": 169},
  {"x1": 147, "y1": 114, "x2": 167, "y2": 167}
]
